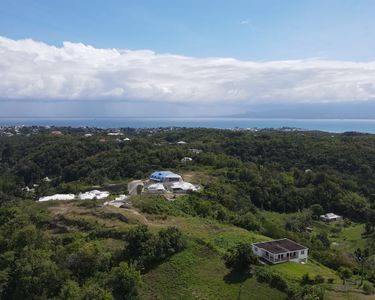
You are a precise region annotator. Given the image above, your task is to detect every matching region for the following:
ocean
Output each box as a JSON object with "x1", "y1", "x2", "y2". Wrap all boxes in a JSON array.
[{"x1": 2, "y1": 117, "x2": 375, "y2": 133}]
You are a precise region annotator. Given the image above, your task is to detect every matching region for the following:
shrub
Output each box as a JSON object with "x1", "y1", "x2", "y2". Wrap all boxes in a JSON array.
[
  {"x1": 270, "y1": 273, "x2": 288, "y2": 291},
  {"x1": 156, "y1": 227, "x2": 186, "y2": 259},
  {"x1": 108, "y1": 262, "x2": 141, "y2": 300},
  {"x1": 327, "y1": 278, "x2": 335, "y2": 284},
  {"x1": 233, "y1": 212, "x2": 262, "y2": 232},
  {"x1": 301, "y1": 273, "x2": 312, "y2": 285},
  {"x1": 255, "y1": 268, "x2": 289, "y2": 293},
  {"x1": 224, "y1": 243, "x2": 258, "y2": 271},
  {"x1": 363, "y1": 282, "x2": 375, "y2": 295},
  {"x1": 255, "y1": 269, "x2": 273, "y2": 283},
  {"x1": 314, "y1": 275, "x2": 325, "y2": 284},
  {"x1": 124, "y1": 225, "x2": 185, "y2": 271}
]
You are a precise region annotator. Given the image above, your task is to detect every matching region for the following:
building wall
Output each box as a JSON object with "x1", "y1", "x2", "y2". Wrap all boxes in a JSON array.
[
  {"x1": 252, "y1": 244, "x2": 308, "y2": 264},
  {"x1": 298, "y1": 249, "x2": 308, "y2": 262}
]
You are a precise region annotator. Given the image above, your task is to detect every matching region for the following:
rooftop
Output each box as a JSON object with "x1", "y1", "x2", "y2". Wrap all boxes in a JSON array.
[{"x1": 253, "y1": 239, "x2": 308, "y2": 254}]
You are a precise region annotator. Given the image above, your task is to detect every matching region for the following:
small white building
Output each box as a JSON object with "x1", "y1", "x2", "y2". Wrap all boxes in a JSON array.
[
  {"x1": 252, "y1": 239, "x2": 308, "y2": 264},
  {"x1": 320, "y1": 213, "x2": 343, "y2": 222},
  {"x1": 181, "y1": 157, "x2": 193, "y2": 163},
  {"x1": 177, "y1": 141, "x2": 187, "y2": 145},
  {"x1": 169, "y1": 181, "x2": 198, "y2": 193},
  {"x1": 147, "y1": 183, "x2": 166, "y2": 194}
]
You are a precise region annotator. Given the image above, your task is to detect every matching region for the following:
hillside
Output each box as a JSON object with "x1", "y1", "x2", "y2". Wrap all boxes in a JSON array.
[{"x1": 1, "y1": 127, "x2": 375, "y2": 299}]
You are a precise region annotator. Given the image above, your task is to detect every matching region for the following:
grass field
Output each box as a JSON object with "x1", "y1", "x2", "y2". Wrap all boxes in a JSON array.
[
  {"x1": 270, "y1": 260, "x2": 339, "y2": 283},
  {"x1": 141, "y1": 239, "x2": 287, "y2": 300},
  {"x1": 39, "y1": 199, "x2": 369, "y2": 299}
]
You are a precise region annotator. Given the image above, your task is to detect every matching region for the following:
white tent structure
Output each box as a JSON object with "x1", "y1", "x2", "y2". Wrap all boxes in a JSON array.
[
  {"x1": 38, "y1": 194, "x2": 75, "y2": 202},
  {"x1": 78, "y1": 190, "x2": 110, "y2": 200}
]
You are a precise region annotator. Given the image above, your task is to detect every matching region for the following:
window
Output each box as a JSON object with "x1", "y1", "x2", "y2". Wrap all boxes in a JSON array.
[{"x1": 301, "y1": 250, "x2": 305, "y2": 255}]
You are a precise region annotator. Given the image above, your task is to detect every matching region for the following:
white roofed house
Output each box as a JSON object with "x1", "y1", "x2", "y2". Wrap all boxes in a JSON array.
[
  {"x1": 147, "y1": 183, "x2": 166, "y2": 194},
  {"x1": 169, "y1": 181, "x2": 198, "y2": 194},
  {"x1": 252, "y1": 239, "x2": 308, "y2": 264},
  {"x1": 320, "y1": 213, "x2": 343, "y2": 222}
]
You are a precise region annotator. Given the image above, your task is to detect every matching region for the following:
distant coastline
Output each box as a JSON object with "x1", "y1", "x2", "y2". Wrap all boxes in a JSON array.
[{"x1": 2, "y1": 117, "x2": 375, "y2": 133}]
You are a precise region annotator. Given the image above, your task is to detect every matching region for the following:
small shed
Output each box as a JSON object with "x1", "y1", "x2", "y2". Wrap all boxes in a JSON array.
[{"x1": 320, "y1": 213, "x2": 343, "y2": 222}]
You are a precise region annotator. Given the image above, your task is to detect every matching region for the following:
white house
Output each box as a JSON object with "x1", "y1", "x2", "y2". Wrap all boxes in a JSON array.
[
  {"x1": 320, "y1": 213, "x2": 343, "y2": 222},
  {"x1": 169, "y1": 181, "x2": 198, "y2": 193},
  {"x1": 147, "y1": 183, "x2": 167, "y2": 194},
  {"x1": 252, "y1": 238, "x2": 308, "y2": 264}
]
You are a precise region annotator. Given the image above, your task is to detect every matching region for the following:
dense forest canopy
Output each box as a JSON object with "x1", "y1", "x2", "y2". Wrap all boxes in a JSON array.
[{"x1": 1, "y1": 126, "x2": 375, "y2": 299}]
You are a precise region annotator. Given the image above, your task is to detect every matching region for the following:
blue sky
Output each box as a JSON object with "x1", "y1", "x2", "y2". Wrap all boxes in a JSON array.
[
  {"x1": 1, "y1": 0, "x2": 375, "y2": 60},
  {"x1": 0, "y1": 0, "x2": 375, "y2": 117}
]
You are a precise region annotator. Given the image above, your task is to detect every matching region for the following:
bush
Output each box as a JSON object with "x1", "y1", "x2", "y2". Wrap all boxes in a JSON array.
[
  {"x1": 327, "y1": 278, "x2": 335, "y2": 284},
  {"x1": 255, "y1": 268, "x2": 289, "y2": 293},
  {"x1": 124, "y1": 225, "x2": 185, "y2": 271},
  {"x1": 301, "y1": 273, "x2": 312, "y2": 285},
  {"x1": 270, "y1": 273, "x2": 288, "y2": 291},
  {"x1": 233, "y1": 212, "x2": 262, "y2": 232},
  {"x1": 363, "y1": 282, "x2": 375, "y2": 295},
  {"x1": 314, "y1": 275, "x2": 325, "y2": 284},
  {"x1": 224, "y1": 243, "x2": 258, "y2": 271},
  {"x1": 108, "y1": 262, "x2": 141, "y2": 300},
  {"x1": 156, "y1": 227, "x2": 186, "y2": 259}
]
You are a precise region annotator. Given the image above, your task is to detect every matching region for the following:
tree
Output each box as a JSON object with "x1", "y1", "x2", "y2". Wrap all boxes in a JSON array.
[
  {"x1": 354, "y1": 248, "x2": 370, "y2": 286},
  {"x1": 309, "y1": 204, "x2": 324, "y2": 219},
  {"x1": 338, "y1": 267, "x2": 352, "y2": 290},
  {"x1": 59, "y1": 280, "x2": 82, "y2": 300},
  {"x1": 224, "y1": 243, "x2": 258, "y2": 271},
  {"x1": 156, "y1": 227, "x2": 185, "y2": 259},
  {"x1": 108, "y1": 262, "x2": 141, "y2": 300},
  {"x1": 124, "y1": 225, "x2": 156, "y2": 270}
]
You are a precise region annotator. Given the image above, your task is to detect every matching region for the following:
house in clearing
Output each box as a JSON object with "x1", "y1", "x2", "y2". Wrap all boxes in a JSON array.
[
  {"x1": 169, "y1": 181, "x2": 198, "y2": 193},
  {"x1": 320, "y1": 213, "x2": 342, "y2": 222},
  {"x1": 252, "y1": 239, "x2": 308, "y2": 264},
  {"x1": 149, "y1": 171, "x2": 182, "y2": 183},
  {"x1": 147, "y1": 183, "x2": 166, "y2": 194}
]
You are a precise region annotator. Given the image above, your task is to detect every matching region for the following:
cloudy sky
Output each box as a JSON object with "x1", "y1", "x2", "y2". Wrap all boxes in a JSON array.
[{"x1": 1, "y1": 0, "x2": 375, "y2": 118}]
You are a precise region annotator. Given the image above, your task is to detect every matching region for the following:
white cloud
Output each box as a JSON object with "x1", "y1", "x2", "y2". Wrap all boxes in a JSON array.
[
  {"x1": 240, "y1": 20, "x2": 249, "y2": 25},
  {"x1": 1, "y1": 36, "x2": 375, "y2": 104}
]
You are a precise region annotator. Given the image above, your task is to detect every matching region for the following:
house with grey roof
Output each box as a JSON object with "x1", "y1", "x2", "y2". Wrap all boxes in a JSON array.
[{"x1": 252, "y1": 238, "x2": 308, "y2": 264}]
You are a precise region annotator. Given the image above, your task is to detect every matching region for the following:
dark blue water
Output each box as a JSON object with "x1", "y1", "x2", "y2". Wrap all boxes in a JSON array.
[{"x1": 2, "y1": 117, "x2": 375, "y2": 133}]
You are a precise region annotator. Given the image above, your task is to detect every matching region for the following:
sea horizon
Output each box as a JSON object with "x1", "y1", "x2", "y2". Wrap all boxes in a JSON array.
[{"x1": 2, "y1": 117, "x2": 375, "y2": 133}]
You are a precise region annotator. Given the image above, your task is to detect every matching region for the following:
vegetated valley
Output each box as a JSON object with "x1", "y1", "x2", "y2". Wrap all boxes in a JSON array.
[{"x1": 1, "y1": 126, "x2": 375, "y2": 300}]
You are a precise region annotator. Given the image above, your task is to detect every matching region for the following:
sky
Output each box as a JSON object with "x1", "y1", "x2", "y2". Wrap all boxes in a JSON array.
[{"x1": 0, "y1": 0, "x2": 375, "y2": 118}]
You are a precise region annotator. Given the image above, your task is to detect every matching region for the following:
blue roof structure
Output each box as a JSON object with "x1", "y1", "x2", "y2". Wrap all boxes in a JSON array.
[{"x1": 150, "y1": 171, "x2": 180, "y2": 182}]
